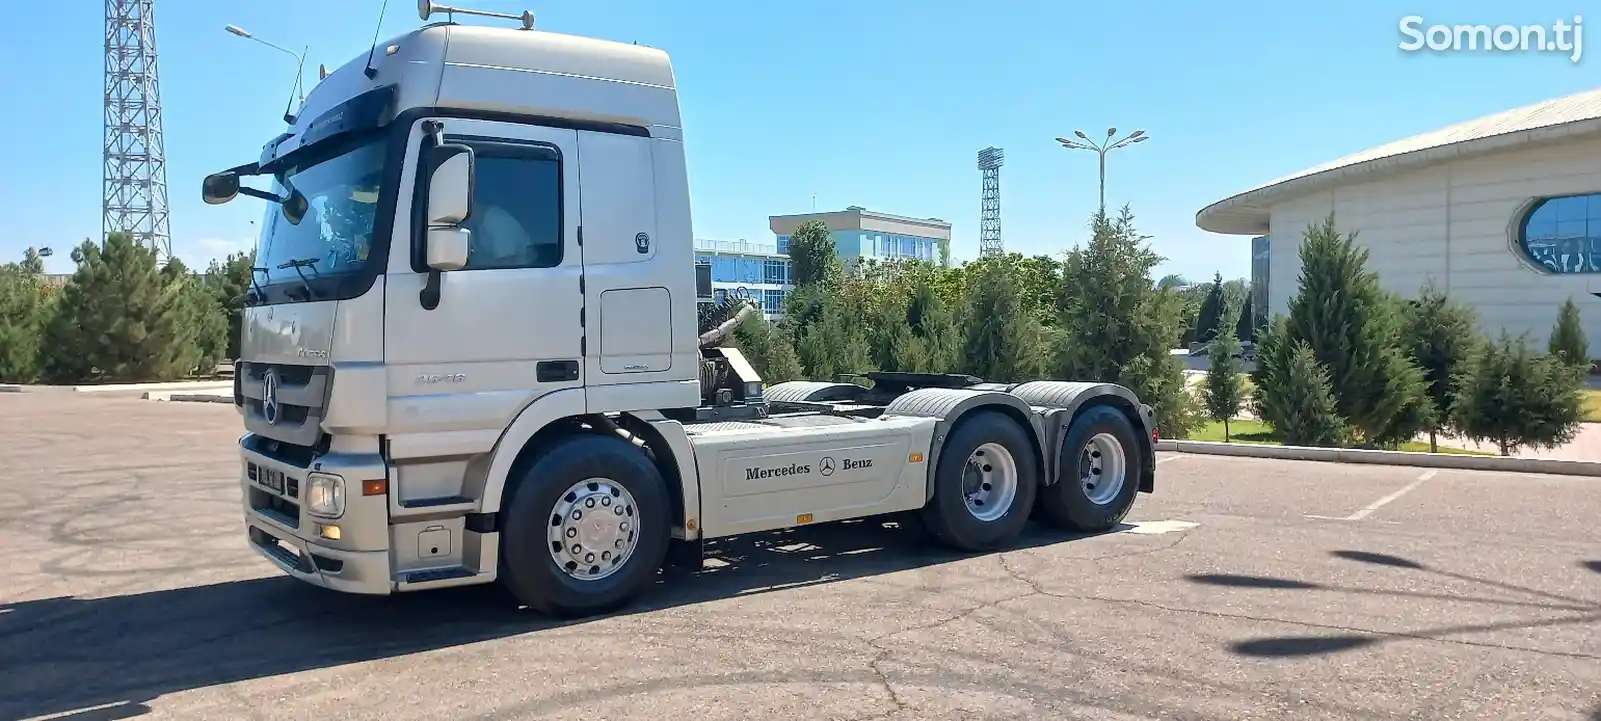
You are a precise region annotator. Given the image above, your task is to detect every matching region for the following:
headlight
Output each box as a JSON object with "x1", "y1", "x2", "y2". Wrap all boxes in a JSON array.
[{"x1": 305, "y1": 473, "x2": 345, "y2": 518}]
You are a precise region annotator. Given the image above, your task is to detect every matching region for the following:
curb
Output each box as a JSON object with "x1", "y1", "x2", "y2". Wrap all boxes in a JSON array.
[
  {"x1": 1155, "y1": 439, "x2": 1601, "y2": 477},
  {"x1": 142, "y1": 391, "x2": 234, "y2": 404},
  {"x1": 75, "y1": 380, "x2": 233, "y2": 394},
  {"x1": 0, "y1": 384, "x2": 19, "y2": 393}
]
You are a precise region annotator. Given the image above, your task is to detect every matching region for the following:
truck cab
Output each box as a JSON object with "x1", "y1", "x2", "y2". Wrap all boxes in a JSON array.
[{"x1": 205, "y1": 3, "x2": 1158, "y2": 618}]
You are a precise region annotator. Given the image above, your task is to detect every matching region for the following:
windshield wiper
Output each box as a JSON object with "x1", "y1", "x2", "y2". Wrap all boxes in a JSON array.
[{"x1": 276, "y1": 256, "x2": 321, "y2": 300}]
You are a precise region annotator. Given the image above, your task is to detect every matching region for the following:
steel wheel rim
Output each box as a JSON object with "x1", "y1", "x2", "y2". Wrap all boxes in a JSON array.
[
  {"x1": 547, "y1": 477, "x2": 639, "y2": 581},
  {"x1": 962, "y1": 442, "x2": 1018, "y2": 522},
  {"x1": 1079, "y1": 433, "x2": 1127, "y2": 505}
]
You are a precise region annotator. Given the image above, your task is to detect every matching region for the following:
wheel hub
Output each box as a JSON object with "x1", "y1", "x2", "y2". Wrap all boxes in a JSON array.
[
  {"x1": 548, "y1": 478, "x2": 638, "y2": 580},
  {"x1": 961, "y1": 442, "x2": 1018, "y2": 522},
  {"x1": 1078, "y1": 432, "x2": 1127, "y2": 506}
]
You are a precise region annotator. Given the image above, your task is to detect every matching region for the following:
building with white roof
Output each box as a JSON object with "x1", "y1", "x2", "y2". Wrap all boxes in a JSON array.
[{"x1": 1197, "y1": 86, "x2": 1601, "y2": 352}]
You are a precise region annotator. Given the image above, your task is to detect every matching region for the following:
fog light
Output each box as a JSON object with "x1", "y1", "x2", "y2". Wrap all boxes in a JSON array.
[
  {"x1": 318, "y1": 523, "x2": 342, "y2": 540},
  {"x1": 306, "y1": 473, "x2": 345, "y2": 519}
]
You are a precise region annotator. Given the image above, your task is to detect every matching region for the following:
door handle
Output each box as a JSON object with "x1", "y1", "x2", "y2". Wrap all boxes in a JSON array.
[{"x1": 536, "y1": 360, "x2": 580, "y2": 383}]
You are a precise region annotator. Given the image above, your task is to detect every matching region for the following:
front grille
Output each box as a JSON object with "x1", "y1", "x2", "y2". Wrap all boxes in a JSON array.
[
  {"x1": 238, "y1": 361, "x2": 333, "y2": 450},
  {"x1": 245, "y1": 397, "x2": 312, "y2": 425}
]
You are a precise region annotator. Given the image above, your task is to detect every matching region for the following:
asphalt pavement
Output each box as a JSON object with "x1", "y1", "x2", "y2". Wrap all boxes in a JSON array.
[{"x1": 2, "y1": 392, "x2": 1598, "y2": 721}]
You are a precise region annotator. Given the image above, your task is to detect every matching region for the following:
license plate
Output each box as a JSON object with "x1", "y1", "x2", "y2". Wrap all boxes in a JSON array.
[{"x1": 258, "y1": 467, "x2": 285, "y2": 494}]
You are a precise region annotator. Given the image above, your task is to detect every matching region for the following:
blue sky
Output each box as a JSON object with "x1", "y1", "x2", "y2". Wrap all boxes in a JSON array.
[{"x1": 2, "y1": 0, "x2": 1595, "y2": 281}]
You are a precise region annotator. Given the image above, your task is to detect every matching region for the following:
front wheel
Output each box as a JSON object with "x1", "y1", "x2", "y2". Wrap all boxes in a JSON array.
[
  {"x1": 1036, "y1": 404, "x2": 1143, "y2": 533},
  {"x1": 499, "y1": 433, "x2": 671, "y2": 617}
]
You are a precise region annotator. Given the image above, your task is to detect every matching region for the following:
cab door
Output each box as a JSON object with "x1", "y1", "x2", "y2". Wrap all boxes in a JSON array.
[
  {"x1": 575, "y1": 129, "x2": 701, "y2": 412},
  {"x1": 382, "y1": 118, "x2": 584, "y2": 449}
]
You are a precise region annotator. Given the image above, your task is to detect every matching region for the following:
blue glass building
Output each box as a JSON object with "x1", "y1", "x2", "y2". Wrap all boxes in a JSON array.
[
  {"x1": 1250, "y1": 235, "x2": 1270, "y2": 332},
  {"x1": 697, "y1": 206, "x2": 952, "y2": 320},
  {"x1": 693, "y1": 238, "x2": 793, "y2": 318}
]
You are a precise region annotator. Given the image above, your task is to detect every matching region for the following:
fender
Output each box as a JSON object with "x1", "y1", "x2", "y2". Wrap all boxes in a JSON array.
[
  {"x1": 623, "y1": 410, "x2": 701, "y2": 541},
  {"x1": 880, "y1": 388, "x2": 1048, "y2": 505},
  {"x1": 1009, "y1": 381, "x2": 1156, "y2": 493},
  {"x1": 477, "y1": 387, "x2": 589, "y2": 514}
]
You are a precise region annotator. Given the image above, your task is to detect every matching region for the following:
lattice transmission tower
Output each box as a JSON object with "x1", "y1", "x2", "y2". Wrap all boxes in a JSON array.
[
  {"x1": 104, "y1": 0, "x2": 172, "y2": 262},
  {"x1": 977, "y1": 147, "x2": 1004, "y2": 257}
]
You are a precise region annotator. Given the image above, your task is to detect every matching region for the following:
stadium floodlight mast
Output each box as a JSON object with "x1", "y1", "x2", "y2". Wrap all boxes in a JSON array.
[{"x1": 1054, "y1": 128, "x2": 1149, "y2": 213}]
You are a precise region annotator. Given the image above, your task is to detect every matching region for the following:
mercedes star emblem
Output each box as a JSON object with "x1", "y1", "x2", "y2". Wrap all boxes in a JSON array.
[
  {"x1": 262, "y1": 368, "x2": 281, "y2": 426},
  {"x1": 818, "y1": 456, "x2": 835, "y2": 476}
]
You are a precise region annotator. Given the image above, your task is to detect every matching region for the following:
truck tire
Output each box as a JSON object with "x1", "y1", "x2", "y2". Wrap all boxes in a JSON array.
[
  {"x1": 499, "y1": 433, "x2": 671, "y2": 618},
  {"x1": 1036, "y1": 404, "x2": 1143, "y2": 533},
  {"x1": 920, "y1": 410, "x2": 1039, "y2": 552}
]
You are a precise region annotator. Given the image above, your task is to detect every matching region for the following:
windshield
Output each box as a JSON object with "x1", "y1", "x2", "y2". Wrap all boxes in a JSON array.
[{"x1": 255, "y1": 136, "x2": 386, "y2": 292}]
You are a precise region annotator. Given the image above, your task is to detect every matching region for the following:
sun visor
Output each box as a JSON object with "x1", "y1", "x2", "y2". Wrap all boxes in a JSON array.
[{"x1": 259, "y1": 84, "x2": 400, "y2": 169}]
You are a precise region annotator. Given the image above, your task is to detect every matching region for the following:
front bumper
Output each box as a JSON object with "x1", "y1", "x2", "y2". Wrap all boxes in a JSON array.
[
  {"x1": 246, "y1": 524, "x2": 393, "y2": 594},
  {"x1": 239, "y1": 436, "x2": 394, "y2": 595}
]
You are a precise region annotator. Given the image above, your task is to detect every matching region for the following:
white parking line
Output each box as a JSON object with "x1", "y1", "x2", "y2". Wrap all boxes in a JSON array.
[
  {"x1": 1121, "y1": 519, "x2": 1199, "y2": 535},
  {"x1": 1155, "y1": 455, "x2": 1181, "y2": 464},
  {"x1": 1310, "y1": 469, "x2": 1436, "y2": 522}
]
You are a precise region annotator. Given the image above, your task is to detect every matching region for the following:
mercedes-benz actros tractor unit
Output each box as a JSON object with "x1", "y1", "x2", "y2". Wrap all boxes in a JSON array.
[{"x1": 203, "y1": 1, "x2": 1160, "y2": 618}]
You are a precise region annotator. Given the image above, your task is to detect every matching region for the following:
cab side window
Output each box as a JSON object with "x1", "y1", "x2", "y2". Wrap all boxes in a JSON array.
[{"x1": 456, "y1": 142, "x2": 564, "y2": 270}]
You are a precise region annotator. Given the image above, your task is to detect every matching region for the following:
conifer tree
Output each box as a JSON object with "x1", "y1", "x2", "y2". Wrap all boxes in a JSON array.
[
  {"x1": 1055, "y1": 208, "x2": 1201, "y2": 438},
  {"x1": 0, "y1": 248, "x2": 55, "y2": 382},
  {"x1": 1202, "y1": 303, "x2": 1246, "y2": 441},
  {"x1": 204, "y1": 249, "x2": 259, "y2": 360},
  {"x1": 163, "y1": 258, "x2": 229, "y2": 376},
  {"x1": 1452, "y1": 331, "x2": 1584, "y2": 456},
  {"x1": 1253, "y1": 322, "x2": 1350, "y2": 447},
  {"x1": 794, "y1": 289, "x2": 875, "y2": 381},
  {"x1": 732, "y1": 310, "x2": 804, "y2": 383},
  {"x1": 41, "y1": 234, "x2": 202, "y2": 383},
  {"x1": 1194, "y1": 272, "x2": 1225, "y2": 345},
  {"x1": 1234, "y1": 295, "x2": 1254, "y2": 343},
  {"x1": 957, "y1": 255, "x2": 1046, "y2": 383},
  {"x1": 1548, "y1": 297, "x2": 1590, "y2": 370},
  {"x1": 1271, "y1": 215, "x2": 1432, "y2": 447},
  {"x1": 787, "y1": 220, "x2": 838, "y2": 288},
  {"x1": 1404, "y1": 280, "x2": 1480, "y2": 452},
  {"x1": 862, "y1": 263, "x2": 960, "y2": 374}
]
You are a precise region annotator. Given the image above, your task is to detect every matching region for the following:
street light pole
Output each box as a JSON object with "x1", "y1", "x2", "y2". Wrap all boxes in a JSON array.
[
  {"x1": 1054, "y1": 128, "x2": 1149, "y2": 213},
  {"x1": 225, "y1": 24, "x2": 308, "y2": 124}
]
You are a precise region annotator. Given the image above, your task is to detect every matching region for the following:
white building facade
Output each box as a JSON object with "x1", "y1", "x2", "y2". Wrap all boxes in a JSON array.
[{"x1": 1198, "y1": 87, "x2": 1601, "y2": 351}]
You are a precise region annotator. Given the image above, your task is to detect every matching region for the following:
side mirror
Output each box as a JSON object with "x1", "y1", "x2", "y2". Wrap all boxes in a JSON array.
[
  {"x1": 426, "y1": 227, "x2": 470, "y2": 271},
  {"x1": 424, "y1": 143, "x2": 474, "y2": 227},
  {"x1": 417, "y1": 137, "x2": 475, "y2": 308},
  {"x1": 202, "y1": 172, "x2": 240, "y2": 205}
]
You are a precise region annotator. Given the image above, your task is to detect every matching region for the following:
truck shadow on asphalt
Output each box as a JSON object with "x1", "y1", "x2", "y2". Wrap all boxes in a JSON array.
[
  {"x1": 1187, "y1": 551, "x2": 1601, "y2": 661},
  {"x1": 0, "y1": 515, "x2": 1117, "y2": 721}
]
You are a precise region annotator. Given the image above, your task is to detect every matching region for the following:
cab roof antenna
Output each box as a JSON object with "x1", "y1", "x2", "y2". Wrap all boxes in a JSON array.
[
  {"x1": 418, "y1": 0, "x2": 535, "y2": 29},
  {"x1": 363, "y1": 0, "x2": 392, "y2": 79}
]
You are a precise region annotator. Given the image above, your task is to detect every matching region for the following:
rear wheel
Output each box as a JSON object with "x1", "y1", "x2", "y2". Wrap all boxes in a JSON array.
[
  {"x1": 1036, "y1": 404, "x2": 1143, "y2": 532},
  {"x1": 499, "y1": 433, "x2": 671, "y2": 617},
  {"x1": 920, "y1": 410, "x2": 1039, "y2": 551}
]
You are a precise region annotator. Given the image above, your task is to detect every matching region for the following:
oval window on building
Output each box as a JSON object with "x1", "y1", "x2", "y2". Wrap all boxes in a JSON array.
[{"x1": 1520, "y1": 193, "x2": 1601, "y2": 273}]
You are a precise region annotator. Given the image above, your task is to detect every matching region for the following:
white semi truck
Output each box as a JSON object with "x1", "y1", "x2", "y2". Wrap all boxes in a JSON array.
[{"x1": 202, "y1": 1, "x2": 1160, "y2": 618}]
